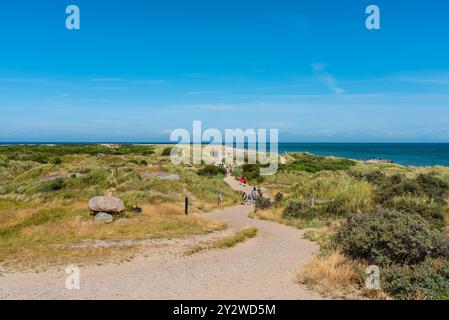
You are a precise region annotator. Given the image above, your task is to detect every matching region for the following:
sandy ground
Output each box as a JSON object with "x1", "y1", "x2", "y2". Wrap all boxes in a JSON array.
[{"x1": 0, "y1": 176, "x2": 321, "y2": 300}]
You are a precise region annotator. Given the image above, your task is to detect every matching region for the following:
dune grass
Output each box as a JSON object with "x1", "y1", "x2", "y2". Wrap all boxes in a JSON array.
[
  {"x1": 0, "y1": 144, "x2": 241, "y2": 270},
  {"x1": 185, "y1": 227, "x2": 258, "y2": 255},
  {"x1": 297, "y1": 252, "x2": 364, "y2": 299},
  {"x1": 0, "y1": 202, "x2": 225, "y2": 270}
]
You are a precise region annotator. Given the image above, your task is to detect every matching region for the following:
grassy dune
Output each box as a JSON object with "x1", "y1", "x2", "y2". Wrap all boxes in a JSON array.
[
  {"x1": 0, "y1": 144, "x2": 238, "y2": 270},
  {"x1": 252, "y1": 153, "x2": 449, "y2": 300}
]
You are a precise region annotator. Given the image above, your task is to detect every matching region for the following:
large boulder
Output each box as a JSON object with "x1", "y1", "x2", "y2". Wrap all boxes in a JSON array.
[
  {"x1": 94, "y1": 212, "x2": 114, "y2": 223},
  {"x1": 88, "y1": 196, "x2": 125, "y2": 213}
]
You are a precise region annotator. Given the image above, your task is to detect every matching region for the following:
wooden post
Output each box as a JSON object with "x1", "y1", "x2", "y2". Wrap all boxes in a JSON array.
[{"x1": 185, "y1": 196, "x2": 189, "y2": 215}]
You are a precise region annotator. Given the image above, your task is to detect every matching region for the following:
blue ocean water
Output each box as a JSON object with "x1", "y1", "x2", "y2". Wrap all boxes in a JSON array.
[{"x1": 276, "y1": 143, "x2": 449, "y2": 167}]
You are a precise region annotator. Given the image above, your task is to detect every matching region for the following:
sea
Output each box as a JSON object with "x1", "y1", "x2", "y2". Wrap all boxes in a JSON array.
[
  {"x1": 276, "y1": 143, "x2": 449, "y2": 167},
  {"x1": 1, "y1": 142, "x2": 449, "y2": 167}
]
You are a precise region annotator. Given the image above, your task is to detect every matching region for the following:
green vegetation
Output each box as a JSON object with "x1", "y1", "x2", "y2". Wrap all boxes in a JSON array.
[
  {"x1": 161, "y1": 147, "x2": 172, "y2": 156},
  {"x1": 197, "y1": 164, "x2": 226, "y2": 176},
  {"x1": 336, "y1": 209, "x2": 448, "y2": 265},
  {"x1": 0, "y1": 144, "x2": 239, "y2": 270},
  {"x1": 383, "y1": 259, "x2": 449, "y2": 300},
  {"x1": 254, "y1": 196, "x2": 272, "y2": 210},
  {"x1": 252, "y1": 154, "x2": 449, "y2": 300},
  {"x1": 233, "y1": 162, "x2": 269, "y2": 182},
  {"x1": 281, "y1": 153, "x2": 356, "y2": 173}
]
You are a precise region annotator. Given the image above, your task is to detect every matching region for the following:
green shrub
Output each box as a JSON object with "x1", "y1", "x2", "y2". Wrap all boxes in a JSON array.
[
  {"x1": 274, "y1": 192, "x2": 284, "y2": 204},
  {"x1": 255, "y1": 196, "x2": 272, "y2": 210},
  {"x1": 129, "y1": 159, "x2": 148, "y2": 166},
  {"x1": 336, "y1": 209, "x2": 447, "y2": 265},
  {"x1": 383, "y1": 259, "x2": 449, "y2": 300},
  {"x1": 39, "y1": 178, "x2": 67, "y2": 192},
  {"x1": 283, "y1": 200, "x2": 307, "y2": 219},
  {"x1": 80, "y1": 169, "x2": 111, "y2": 188},
  {"x1": 349, "y1": 169, "x2": 387, "y2": 186},
  {"x1": 241, "y1": 164, "x2": 261, "y2": 180},
  {"x1": 283, "y1": 199, "x2": 348, "y2": 220},
  {"x1": 51, "y1": 157, "x2": 62, "y2": 165},
  {"x1": 416, "y1": 174, "x2": 449, "y2": 200},
  {"x1": 282, "y1": 154, "x2": 356, "y2": 173},
  {"x1": 161, "y1": 147, "x2": 172, "y2": 156},
  {"x1": 29, "y1": 154, "x2": 49, "y2": 164},
  {"x1": 391, "y1": 198, "x2": 445, "y2": 228},
  {"x1": 197, "y1": 165, "x2": 226, "y2": 176},
  {"x1": 374, "y1": 173, "x2": 448, "y2": 205}
]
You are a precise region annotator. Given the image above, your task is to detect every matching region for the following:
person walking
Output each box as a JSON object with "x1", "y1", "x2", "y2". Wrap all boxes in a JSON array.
[
  {"x1": 218, "y1": 192, "x2": 223, "y2": 206},
  {"x1": 247, "y1": 192, "x2": 253, "y2": 206},
  {"x1": 241, "y1": 191, "x2": 247, "y2": 205}
]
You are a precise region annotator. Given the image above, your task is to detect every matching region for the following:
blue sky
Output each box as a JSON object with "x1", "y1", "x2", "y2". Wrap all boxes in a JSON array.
[{"x1": 1, "y1": 0, "x2": 449, "y2": 142}]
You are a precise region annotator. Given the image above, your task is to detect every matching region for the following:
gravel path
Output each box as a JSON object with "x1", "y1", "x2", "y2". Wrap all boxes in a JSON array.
[{"x1": 0, "y1": 176, "x2": 321, "y2": 300}]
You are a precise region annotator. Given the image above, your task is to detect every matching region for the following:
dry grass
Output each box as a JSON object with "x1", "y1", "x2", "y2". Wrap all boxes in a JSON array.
[
  {"x1": 297, "y1": 252, "x2": 363, "y2": 299},
  {"x1": 249, "y1": 207, "x2": 292, "y2": 225},
  {"x1": 0, "y1": 202, "x2": 225, "y2": 271},
  {"x1": 185, "y1": 227, "x2": 258, "y2": 255}
]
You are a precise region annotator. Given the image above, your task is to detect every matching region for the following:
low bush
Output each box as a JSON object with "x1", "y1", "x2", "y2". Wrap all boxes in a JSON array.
[
  {"x1": 255, "y1": 196, "x2": 272, "y2": 210},
  {"x1": 129, "y1": 159, "x2": 148, "y2": 166},
  {"x1": 283, "y1": 199, "x2": 348, "y2": 220},
  {"x1": 383, "y1": 259, "x2": 449, "y2": 300},
  {"x1": 390, "y1": 197, "x2": 445, "y2": 228},
  {"x1": 416, "y1": 173, "x2": 449, "y2": 200},
  {"x1": 274, "y1": 192, "x2": 284, "y2": 204},
  {"x1": 348, "y1": 169, "x2": 387, "y2": 186},
  {"x1": 197, "y1": 165, "x2": 227, "y2": 176},
  {"x1": 374, "y1": 173, "x2": 448, "y2": 205},
  {"x1": 161, "y1": 147, "x2": 172, "y2": 156},
  {"x1": 29, "y1": 154, "x2": 50, "y2": 164},
  {"x1": 282, "y1": 154, "x2": 356, "y2": 173},
  {"x1": 283, "y1": 201, "x2": 307, "y2": 219},
  {"x1": 52, "y1": 157, "x2": 62, "y2": 165},
  {"x1": 241, "y1": 164, "x2": 261, "y2": 181},
  {"x1": 39, "y1": 178, "x2": 67, "y2": 192},
  {"x1": 336, "y1": 209, "x2": 447, "y2": 265}
]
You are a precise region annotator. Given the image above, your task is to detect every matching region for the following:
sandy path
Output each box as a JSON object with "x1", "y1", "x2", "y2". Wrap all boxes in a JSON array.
[{"x1": 0, "y1": 176, "x2": 321, "y2": 300}]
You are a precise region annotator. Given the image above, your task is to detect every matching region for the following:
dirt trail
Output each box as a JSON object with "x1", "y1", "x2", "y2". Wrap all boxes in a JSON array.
[{"x1": 0, "y1": 176, "x2": 321, "y2": 300}]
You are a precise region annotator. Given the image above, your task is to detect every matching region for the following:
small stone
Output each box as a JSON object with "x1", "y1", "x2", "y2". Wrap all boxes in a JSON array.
[{"x1": 94, "y1": 212, "x2": 113, "y2": 223}]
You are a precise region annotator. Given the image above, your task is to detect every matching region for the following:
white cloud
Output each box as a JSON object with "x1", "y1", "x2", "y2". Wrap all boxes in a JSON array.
[{"x1": 311, "y1": 63, "x2": 344, "y2": 95}]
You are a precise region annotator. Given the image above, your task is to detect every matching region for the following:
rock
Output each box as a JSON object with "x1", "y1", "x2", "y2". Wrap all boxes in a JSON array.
[
  {"x1": 88, "y1": 196, "x2": 125, "y2": 213},
  {"x1": 94, "y1": 212, "x2": 113, "y2": 223}
]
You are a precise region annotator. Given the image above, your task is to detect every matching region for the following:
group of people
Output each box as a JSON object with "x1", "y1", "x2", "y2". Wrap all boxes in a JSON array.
[
  {"x1": 217, "y1": 162, "x2": 234, "y2": 175},
  {"x1": 241, "y1": 186, "x2": 263, "y2": 206},
  {"x1": 238, "y1": 177, "x2": 248, "y2": 185},
  {"x1": 217, "y1": 177, "x2": 263, "y2": 207}
]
